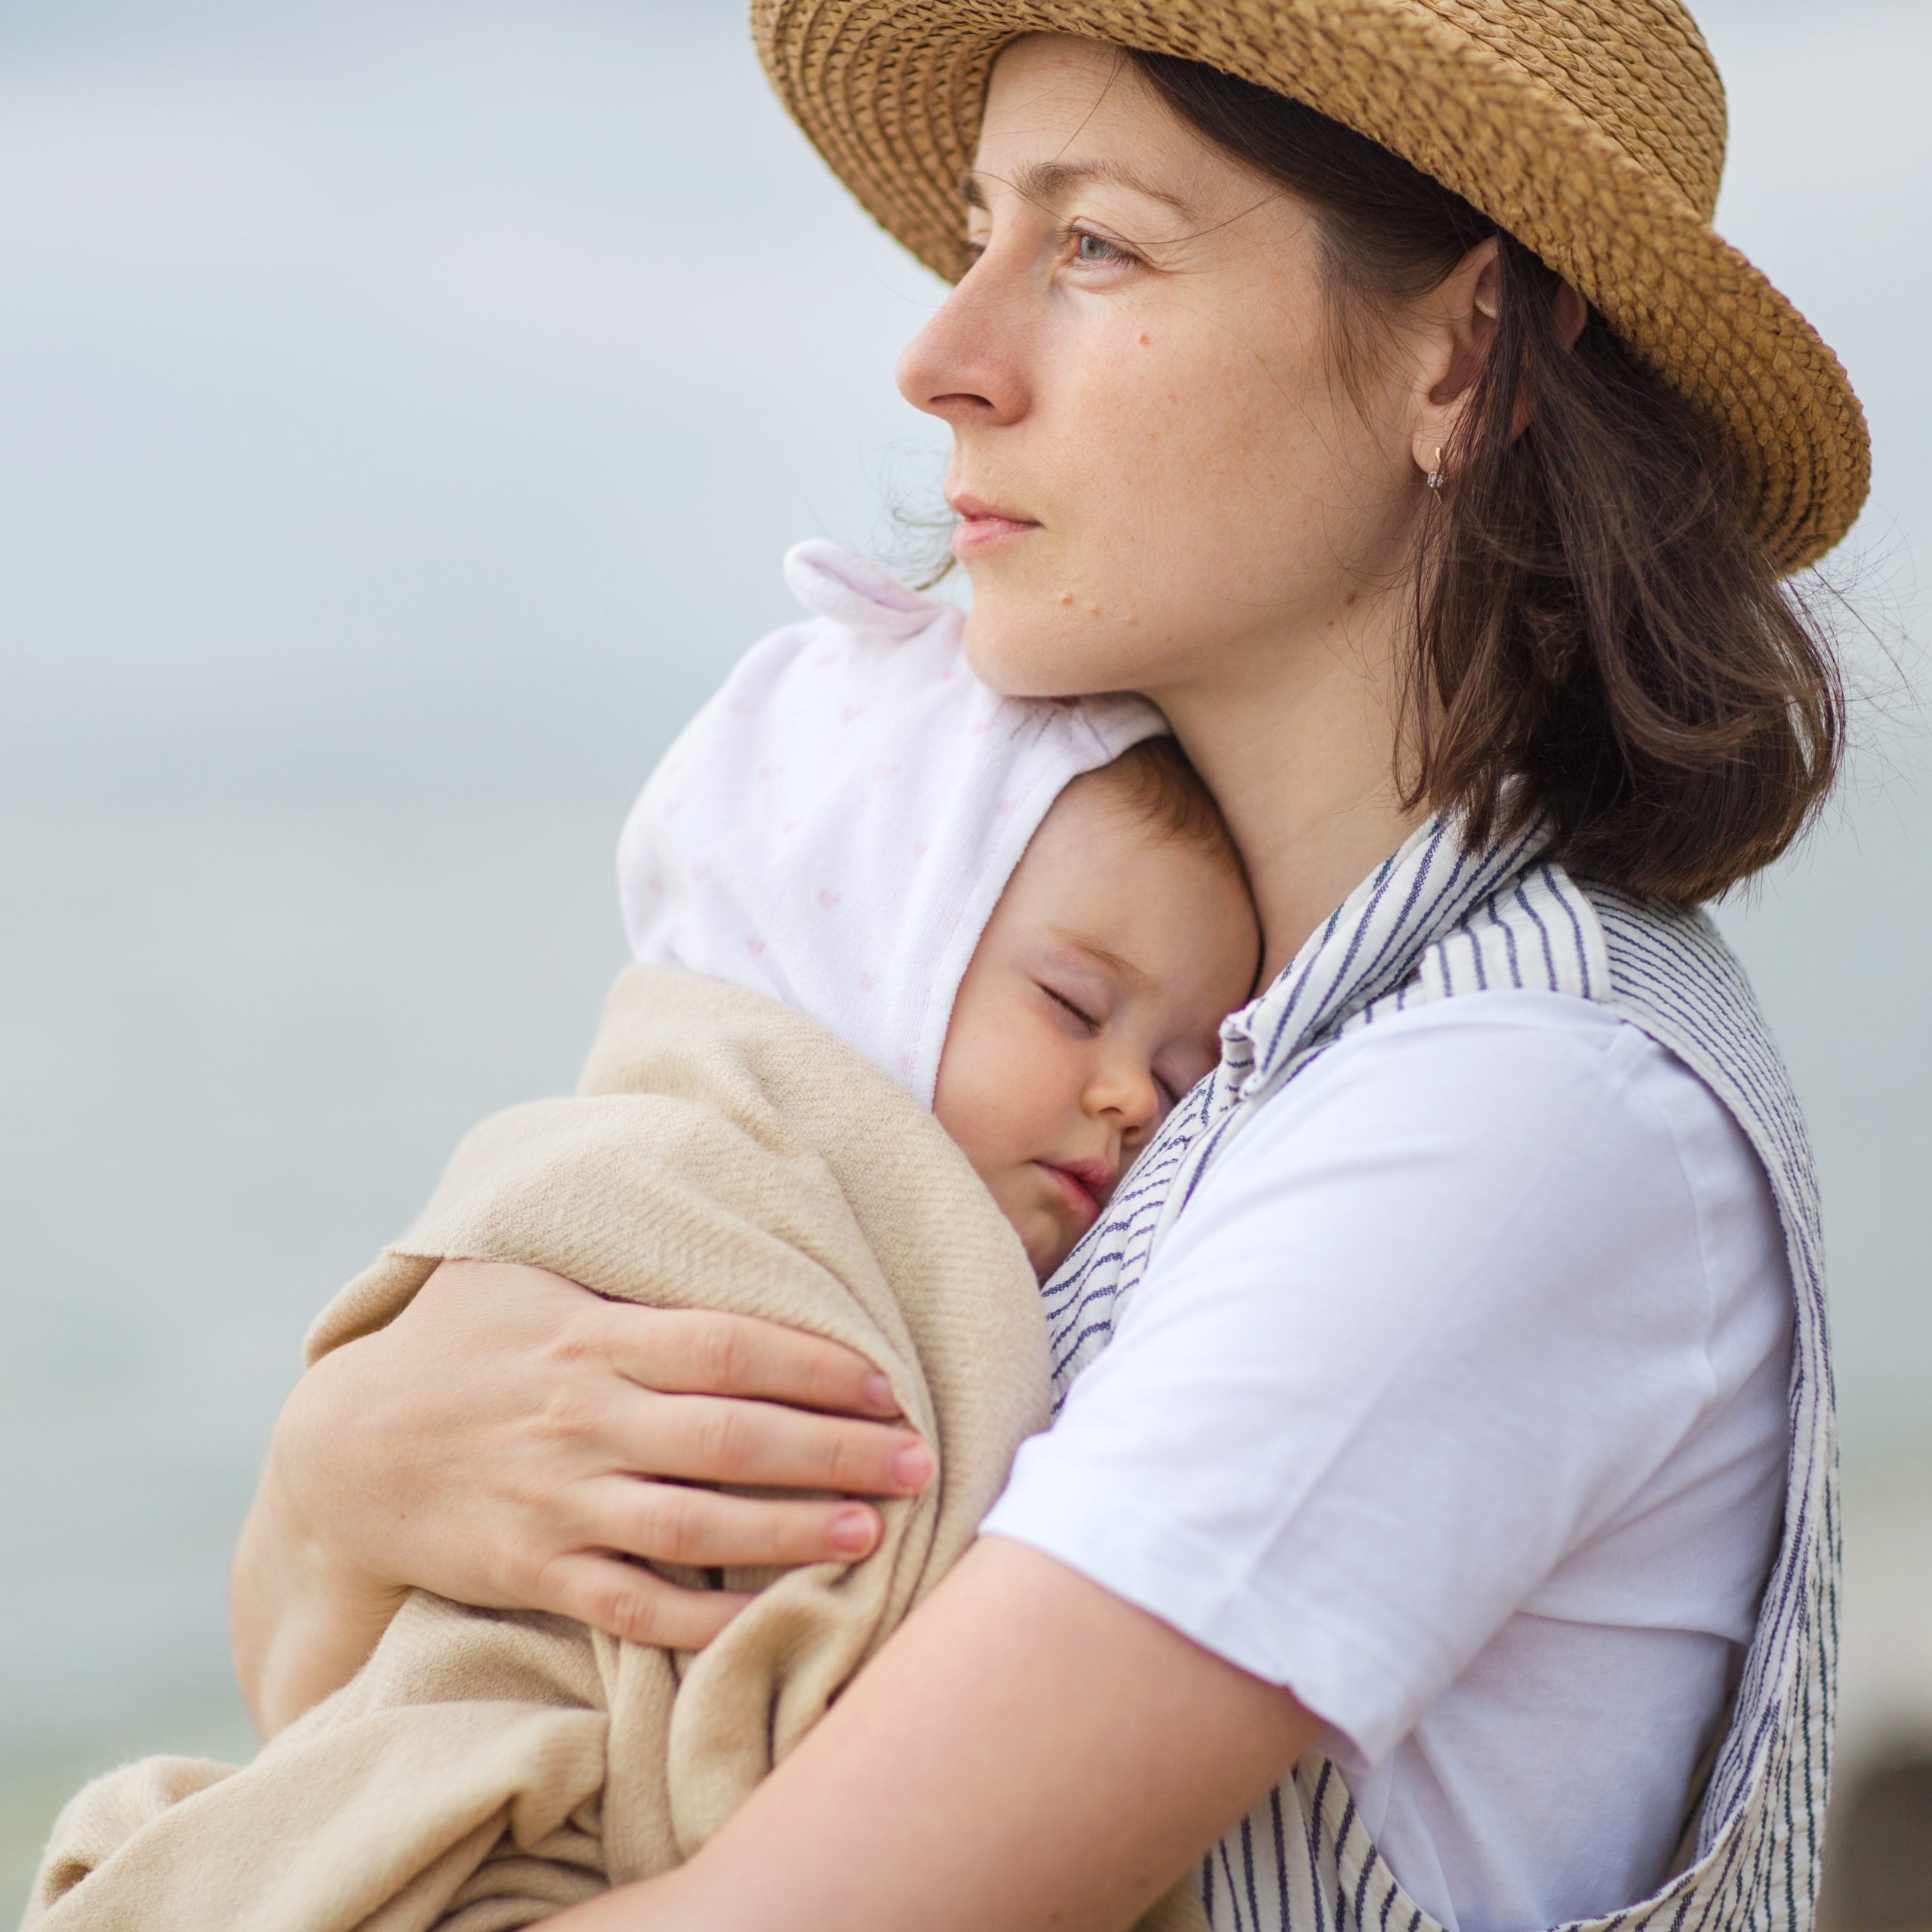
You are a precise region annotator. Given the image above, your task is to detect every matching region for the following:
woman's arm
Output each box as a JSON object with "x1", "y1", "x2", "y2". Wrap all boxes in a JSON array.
[
  {"x1": 230, "y1": 1258, "x2": 934, "y2": 1736},
  {"x1": 549, "y1": 1536, "x2": 1318, "y2": 1932},
  {"x1": 543, "y1": 1005, "x2": 1760, "y2": 1931}
]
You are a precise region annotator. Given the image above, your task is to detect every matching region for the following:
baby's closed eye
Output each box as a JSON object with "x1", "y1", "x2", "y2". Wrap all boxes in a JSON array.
[{"x1": 1038, "y1": 981, "x2": 1102, "y2": 1033}]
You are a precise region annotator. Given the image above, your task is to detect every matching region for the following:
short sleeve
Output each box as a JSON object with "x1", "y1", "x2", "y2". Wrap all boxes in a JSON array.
[{"x1": 981, "y1": 992, "x2": 1762, "y2": 1767}]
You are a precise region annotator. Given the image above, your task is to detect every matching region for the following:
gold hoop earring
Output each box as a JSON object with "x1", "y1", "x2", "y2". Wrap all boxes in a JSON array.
[{"x1": 1426, "y1": 448, "x2": 1446, "y2": 494}]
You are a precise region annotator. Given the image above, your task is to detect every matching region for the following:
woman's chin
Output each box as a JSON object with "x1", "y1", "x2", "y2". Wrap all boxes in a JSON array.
[{"x1": 961, "y1": 599, "x2": 1168, "y2": 702}]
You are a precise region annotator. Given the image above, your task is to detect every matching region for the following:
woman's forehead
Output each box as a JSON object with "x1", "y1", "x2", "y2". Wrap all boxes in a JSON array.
[
  {"x1": 975, "y1": 38, "x2": 1191, "y2": 183},
  {"x1": 971, "y1": 37, "x2": 1273, "y2": 226}
]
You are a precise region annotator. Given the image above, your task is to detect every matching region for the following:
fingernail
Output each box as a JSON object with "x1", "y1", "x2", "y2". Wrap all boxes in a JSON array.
[
  {"x1": 863, "y1": 1371, "x2": 898, "y2": 1414},
  {"x1": 891, "y1": 1443, "x2": 934, "y2": 1491},
  {"x1": 829, "y1": 1508, "x2": 876, "y2": 1555}
]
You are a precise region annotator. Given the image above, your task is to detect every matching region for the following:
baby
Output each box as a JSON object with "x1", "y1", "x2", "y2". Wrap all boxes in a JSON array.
[
  {"x1": 930, "y1": 739, "x2": 1259, "y2": 1275},
  {"x1": 619, "y1": 537, "x2": 1260, "y2": 1278},
  {"x1": 30, "y1": 543, "x2": 1261, "y2": 1932}
]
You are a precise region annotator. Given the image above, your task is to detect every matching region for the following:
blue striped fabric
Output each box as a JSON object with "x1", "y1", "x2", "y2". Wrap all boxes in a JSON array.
[{"x1": 1040, "y1": 817, "x2": 1835, "y2": 1932}]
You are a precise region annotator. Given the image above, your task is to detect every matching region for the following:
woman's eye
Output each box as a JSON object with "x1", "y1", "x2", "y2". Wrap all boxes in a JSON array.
[{"x1": 1071, "y1": 229, "x2": 1133, "y2": 267}]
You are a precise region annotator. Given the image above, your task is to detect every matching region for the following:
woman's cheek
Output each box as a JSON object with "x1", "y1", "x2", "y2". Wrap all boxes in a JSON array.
[{"x1": 960, "y1": 449, "x2": 1268, "y2": 697}]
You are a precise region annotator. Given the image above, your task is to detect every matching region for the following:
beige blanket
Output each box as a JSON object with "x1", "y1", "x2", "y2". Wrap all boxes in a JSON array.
[{"x1": 32, "y1": 968, "x2": 1207, "y2": 1931}]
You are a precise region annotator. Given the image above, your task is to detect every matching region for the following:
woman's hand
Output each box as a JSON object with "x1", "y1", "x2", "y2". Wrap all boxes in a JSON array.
[{"x1": 229, "y1": 1259, "x2": 932, "y2": 1736}]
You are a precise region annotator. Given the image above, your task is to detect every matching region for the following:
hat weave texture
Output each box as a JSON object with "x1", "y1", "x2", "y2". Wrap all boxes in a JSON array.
[{"x1": 754, "y1": 0, "x2": 1868, "y2": 571}]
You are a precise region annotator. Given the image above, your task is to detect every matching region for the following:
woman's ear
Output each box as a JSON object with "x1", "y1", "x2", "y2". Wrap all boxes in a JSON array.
[
  {"x1": 1553, "y1": 279, "x2": 1588, "y2": 350},
  {"x1": 1409, "y1": 236, "x2": 1500, "y2": 486},
  {"x1": 1409, "y1": 240, "x2": 1589, "y2": 481}
]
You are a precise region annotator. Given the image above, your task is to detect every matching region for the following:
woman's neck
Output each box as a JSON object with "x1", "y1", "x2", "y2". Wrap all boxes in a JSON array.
[{"x1": 1151, "y1": 601, "x2": 1426, "y2": 986}]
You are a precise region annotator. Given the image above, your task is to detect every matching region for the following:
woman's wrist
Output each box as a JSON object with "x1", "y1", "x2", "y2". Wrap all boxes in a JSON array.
[
  {"x1": 239, "y1": 1530, "x2": 408, "y2": 1735},
  {"x1": 229, "y1": 1361, "x2": 410, "y2": 1737}
]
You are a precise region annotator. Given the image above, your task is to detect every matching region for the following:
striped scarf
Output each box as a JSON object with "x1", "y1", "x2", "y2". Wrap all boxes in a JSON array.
[{"x1": 1041, "y1": 817, "x2": 1836, "y2": 1932}]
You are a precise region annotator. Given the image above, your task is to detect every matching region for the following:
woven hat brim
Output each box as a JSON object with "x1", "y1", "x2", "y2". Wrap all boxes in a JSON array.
[{"x1": 754, "y1": 0, "x2": 1869, "y2": 574}]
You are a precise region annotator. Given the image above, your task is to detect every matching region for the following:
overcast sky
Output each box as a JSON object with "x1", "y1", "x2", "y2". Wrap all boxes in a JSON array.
[{"x1": 0, "y1": 0, "x2": 1924, "y2": 804}]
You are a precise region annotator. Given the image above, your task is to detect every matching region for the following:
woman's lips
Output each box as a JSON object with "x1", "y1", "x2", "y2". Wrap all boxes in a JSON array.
[{"x1": 948, "y1": 493, "x2": 1040, "y2": 558}]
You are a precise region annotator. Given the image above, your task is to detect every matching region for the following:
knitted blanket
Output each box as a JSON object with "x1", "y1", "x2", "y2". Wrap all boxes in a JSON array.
[{"x1": 27, "y1": 966, "x2": 1101, "y2": 1931}]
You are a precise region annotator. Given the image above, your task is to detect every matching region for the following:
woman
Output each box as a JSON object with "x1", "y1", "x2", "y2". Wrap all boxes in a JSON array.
[{"x1": 228, "y1": 4, "x2": 1863, "y2": 1929}]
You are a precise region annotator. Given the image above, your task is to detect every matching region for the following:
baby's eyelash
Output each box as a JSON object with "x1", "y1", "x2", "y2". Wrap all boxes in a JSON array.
[{"x1": 1042, "y1": 985, "x2": 1100, "y2": 1032}]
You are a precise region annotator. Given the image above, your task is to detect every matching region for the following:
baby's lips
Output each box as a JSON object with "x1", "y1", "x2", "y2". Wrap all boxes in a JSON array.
[
  {"x1": 1036, "y1": 1159, "x2": 1108, "y2": 1231},
  {"x1": 1054, "y1": 1154, "x2": 1119, "y2": 1207}
]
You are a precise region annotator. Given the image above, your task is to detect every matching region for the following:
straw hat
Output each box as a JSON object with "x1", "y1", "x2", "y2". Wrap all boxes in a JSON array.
[{"x1": 752, "y1": 0, "x2": 1868, "y2": 572}]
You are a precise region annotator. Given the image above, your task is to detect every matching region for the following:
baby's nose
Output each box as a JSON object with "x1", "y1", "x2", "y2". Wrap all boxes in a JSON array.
[{"x1": 1097, "y1": 1065, "x2": 1160, "y2": 1134}]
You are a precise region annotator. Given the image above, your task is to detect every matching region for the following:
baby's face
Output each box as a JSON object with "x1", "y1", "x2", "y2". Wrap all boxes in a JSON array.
[{"x1": 933, "y1": 775, "x2": 1260, "y2": 1279}]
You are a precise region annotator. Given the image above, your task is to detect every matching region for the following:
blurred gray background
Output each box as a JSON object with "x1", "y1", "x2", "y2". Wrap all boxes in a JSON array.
[{"x1": 2, "y1": 0, "x2": 1927, "y2": 1915}]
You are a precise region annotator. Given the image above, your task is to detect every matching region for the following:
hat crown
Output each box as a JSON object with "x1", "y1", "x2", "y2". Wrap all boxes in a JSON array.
[
  {"x1": 755, "y1": 0, "x2": 1867, "y2": 568},
  {"x1": 1410, "y1": 0, "x2": 1725, "y2": 217}
]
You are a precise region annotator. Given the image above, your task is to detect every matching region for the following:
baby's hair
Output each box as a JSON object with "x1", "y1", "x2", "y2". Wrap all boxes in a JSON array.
[{"x1": 1079, "y1": 737, "x2": 1252, "y2": 894}]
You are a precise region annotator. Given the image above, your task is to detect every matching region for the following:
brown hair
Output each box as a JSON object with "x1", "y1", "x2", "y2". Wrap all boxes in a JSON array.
[
  {"x1": 1081, "y1": 734, "x2": 1252, "y2": 890},
  {"x1": 1134, "y1": 51, "x2": 1844, "y2": 904}
]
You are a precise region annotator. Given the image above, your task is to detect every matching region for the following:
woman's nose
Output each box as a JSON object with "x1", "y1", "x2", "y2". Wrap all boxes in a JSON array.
[{"x1": 894, "y1": 255, "x2": 1032, "y2": 428}]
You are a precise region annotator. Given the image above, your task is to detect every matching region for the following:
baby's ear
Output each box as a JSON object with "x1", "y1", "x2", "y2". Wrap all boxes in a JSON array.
[{"x1": 783, "y1": 540, "x2": 937, "y2": 638}]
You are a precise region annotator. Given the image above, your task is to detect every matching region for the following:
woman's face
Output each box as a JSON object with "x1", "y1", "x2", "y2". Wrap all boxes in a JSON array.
[{"x1": 897, "y1": 35, "x2": 1429, "y2": 703}]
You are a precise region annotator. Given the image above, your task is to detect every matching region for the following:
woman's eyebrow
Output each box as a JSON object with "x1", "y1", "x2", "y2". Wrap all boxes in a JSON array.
[{"x1": 958, "y1": 158, "x2": 1198, "y2": 217}]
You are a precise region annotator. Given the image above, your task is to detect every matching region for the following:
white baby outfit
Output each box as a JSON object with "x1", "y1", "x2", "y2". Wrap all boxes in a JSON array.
[{"x1": 618, "y1": 540, "x2": 1165, "y2": 1106}]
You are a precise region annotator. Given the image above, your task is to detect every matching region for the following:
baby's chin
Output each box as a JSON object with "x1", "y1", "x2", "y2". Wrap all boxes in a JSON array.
[
  {"x1": 1026, "y1": 1241, "x2": 1071, "y2": 1284},
  {"x1": 1018, "y1": 1215, "x2": 1079, "y2": 1284}
]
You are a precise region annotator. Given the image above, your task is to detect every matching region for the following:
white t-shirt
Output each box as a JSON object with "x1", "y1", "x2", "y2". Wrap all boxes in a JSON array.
[{"x1": 982, "y1": 992, "x2": 1792, "y2": 1932}]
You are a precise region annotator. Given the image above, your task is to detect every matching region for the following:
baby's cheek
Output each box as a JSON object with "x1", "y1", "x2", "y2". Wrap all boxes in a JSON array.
[{"x1": 931, "y1": 1078, "x2": 996, "y2": 1189}]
